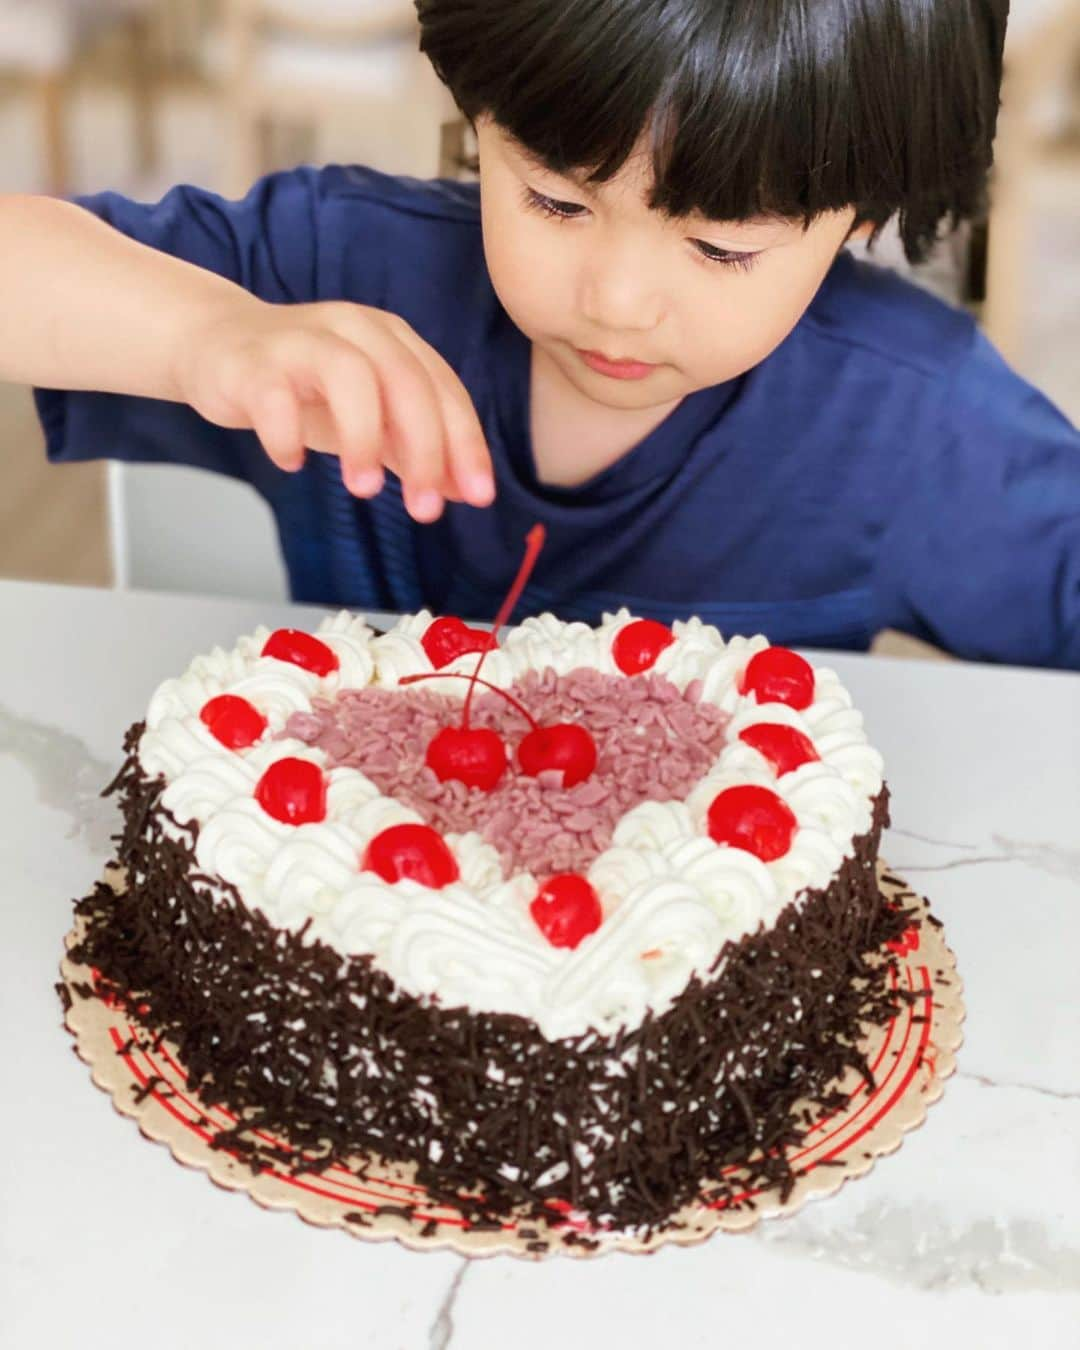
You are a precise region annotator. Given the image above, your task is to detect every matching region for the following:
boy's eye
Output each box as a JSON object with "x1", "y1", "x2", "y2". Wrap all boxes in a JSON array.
[
  {"x1": 523, "y1": 187, "x2": 588, "y2": 220},
  {"x1": 691, "y1": 240, "x2": 761, "y2": 271}
]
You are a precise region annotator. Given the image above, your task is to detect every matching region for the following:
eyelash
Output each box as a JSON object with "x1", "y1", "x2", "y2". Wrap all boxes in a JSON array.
[
  {"x1": 521, "y1": 187, "x2": 761, "y2": 271},
  {"x1": 691, "y1": 241, "x2": 762, "y2": 272},
  {"x1": 522, "y1": 186, "x2": 586, "y2": 220}
]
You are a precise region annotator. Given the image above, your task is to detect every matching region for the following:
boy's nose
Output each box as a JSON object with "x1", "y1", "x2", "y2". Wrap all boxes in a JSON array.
[{"x1": 577, "y1": 245, "x2": 665, "y2": 335}]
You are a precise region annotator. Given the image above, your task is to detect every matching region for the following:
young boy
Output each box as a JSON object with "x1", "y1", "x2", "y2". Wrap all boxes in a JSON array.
[{"x1": 2, "y1": 0, "x2": 1078, "y2": 667}]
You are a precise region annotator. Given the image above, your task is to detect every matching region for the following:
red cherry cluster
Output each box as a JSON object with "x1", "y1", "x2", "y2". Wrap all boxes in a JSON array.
[
  {"x1": 357, "y1": 824, "x2": 605, "y2": 954},
  {"x1": 198, "y1": 625, "x2": 341, "y2": 752},
  {"x1": 213, "y1": 583, "x2": 828, "y2": 929},
  {"x1": 401, "y1": 670, "x2": 598, "y2": 792},
  {"x1": 409, "y1": 525, "x2": 598, "y2": 794},
  {"x1": 251, "y1": 764, "x2": 465, "y2": 892},
  {"x1": 703, "y1": 646, "x2": 819, "y2": 861},
  {"x1": 199, "y1": 629, "x2": 343, "y2": 822}
]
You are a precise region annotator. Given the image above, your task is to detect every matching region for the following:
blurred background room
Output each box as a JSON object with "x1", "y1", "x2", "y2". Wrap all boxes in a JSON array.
[{"x1": 0, "y1": 0, "x2": 1077, "y2": 659}]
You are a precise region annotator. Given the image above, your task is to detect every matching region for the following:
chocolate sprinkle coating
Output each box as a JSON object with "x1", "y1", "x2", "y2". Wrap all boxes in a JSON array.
[{"x1": 68, "y1": 722, "x2": 919, "y2": 1235}]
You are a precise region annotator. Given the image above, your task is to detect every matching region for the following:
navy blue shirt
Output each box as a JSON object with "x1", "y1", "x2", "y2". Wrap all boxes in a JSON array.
[{"x1": 35, "y1": 166, "x2": 1080, "y2": 667}]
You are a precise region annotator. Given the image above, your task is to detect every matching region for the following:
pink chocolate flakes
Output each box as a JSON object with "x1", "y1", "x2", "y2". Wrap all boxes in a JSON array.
[{"x1": 283, "y1": 668, "x2": 728, "y2": 878}]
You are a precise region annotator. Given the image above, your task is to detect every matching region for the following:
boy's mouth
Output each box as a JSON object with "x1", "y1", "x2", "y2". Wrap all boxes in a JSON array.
[{"x1": 576, "y1": 349, "x2": 658, "y2": 381}]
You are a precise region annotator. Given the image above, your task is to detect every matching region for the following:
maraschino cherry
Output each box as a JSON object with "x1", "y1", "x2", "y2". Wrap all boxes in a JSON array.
[
  {"x1": 421, "y1": 616, "x2": 493, "y2": 670},
  {"x1": 738, "y1": 723, "x2": 819, "y2": 776},
  {"x1": 401, "y1": 670, "x2": 598, "y2": 790},
  {"x1": 426, "y1": 723, "x2": 508, "y2": 792},
  {"x1": 739, "y1": 646, "x2": 814, "y2": 710},
  {"x1": 363, "y1": 823, "x2": 460, "y2": 888},
  {"x1": 612, "y1": 618, "x2": 675, "y2": 675},
  {"x1": 530, "y1": 874, "x2": 602, "y2": 949},
  {"x1": 262, "y1": 628, "x2": 339, "y2": 678},
  {"x1": 707, "y1": 784, "x2": 796, "y2": 862},
  {"x1": 518, "y1": 722, "x2": 597, "y2": 788},
  {"x1": 199, "y1": 694, "x2": 268, "y2": 750},
  {"x1": 255, "y1": 757, "x2": 327, "y2": 825}
]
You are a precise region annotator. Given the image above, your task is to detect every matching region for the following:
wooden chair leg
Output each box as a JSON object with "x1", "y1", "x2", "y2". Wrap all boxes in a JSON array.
[
  {"x1": 226, "y1": 98, "x2": 276, "y2": 195},
  {"x1": 982, "y1": 160, "x2": 1028, "y2": 361},
  {"x1": 36, "y1": 72, "x2": 70, "y2": 197},
  {"x1": 224, "y1": 0, "x2": 264, "y2": 195},
  {"x1": 128, "y1": 13, "x2": 159, "y2": 180},
  {"x1": 256, "y1": 112, "x2": 277, "y2": 177},
  {"x1": 438, "y1": 118, "x2": 467, "y2": 177}
]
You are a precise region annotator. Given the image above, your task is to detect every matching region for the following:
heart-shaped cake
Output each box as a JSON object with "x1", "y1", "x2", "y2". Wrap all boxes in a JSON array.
[{"x1": 73, "y1": 606, "x2": 914, "y2": 1233}]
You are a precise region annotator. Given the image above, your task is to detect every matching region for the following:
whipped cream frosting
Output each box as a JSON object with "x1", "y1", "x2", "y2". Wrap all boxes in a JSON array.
[{"x1": 137, "y1": 609, "x2": 884, "y2": 1040}]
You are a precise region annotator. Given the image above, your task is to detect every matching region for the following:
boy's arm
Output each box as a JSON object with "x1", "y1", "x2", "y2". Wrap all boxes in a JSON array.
[
  {"x1": 0, "y1": 194, "x2": 251, "y2": 400},
  {"x1": 0, "y1": 193, "x2": 493, "y2": 521},
  {"x1": 873, "y1": 333, "x2": 1080, "y2": 670}
]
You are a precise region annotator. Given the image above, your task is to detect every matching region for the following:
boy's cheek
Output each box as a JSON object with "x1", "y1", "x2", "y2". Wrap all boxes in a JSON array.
[
  {"x1": 485, "y1": 237, "x2": 567, "y2": 342},
  {"x1": 482, "y1": 218, "x2": 537, "y2": 326},
  {"x1": 682, "y1": 253, "x2": 840, "y2": 384}
]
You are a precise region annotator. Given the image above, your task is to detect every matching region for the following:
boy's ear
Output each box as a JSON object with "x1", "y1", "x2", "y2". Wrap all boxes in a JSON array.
[{"x1": 847, "y1": 219, "x2": 877, "y2": 242}]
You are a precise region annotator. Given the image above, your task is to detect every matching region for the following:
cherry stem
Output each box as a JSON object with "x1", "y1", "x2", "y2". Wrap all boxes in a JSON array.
[
  {"x1": 462, "y1": 523, "x2": 546, "y2": 728},
  {"x1": 399, "y1": 671, "x2": 540, "y2": 731}
]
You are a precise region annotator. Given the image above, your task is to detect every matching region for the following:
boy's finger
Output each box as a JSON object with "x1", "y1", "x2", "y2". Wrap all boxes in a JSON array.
[
  {"x1": 307, "y1": 335, "x2": 386, "y2": 495},
  {"x1": 402, "y1": 484, "x2": 445, "y2": 523},
  {"x1": 248, "y1": 381, "x2": 305, "y2": 472},
  {"x1": 388, "y1": 326, "x2": 495, "y2": 508},
  {"x1": 379, "y1": 447, "x2": 459, "y2": 506},
  {"x1": 364, "y1": 342, "x2": 449, "y2": 521},
  {"x1": 440, "y1": 397, "x2": 495, "y2": 507}
]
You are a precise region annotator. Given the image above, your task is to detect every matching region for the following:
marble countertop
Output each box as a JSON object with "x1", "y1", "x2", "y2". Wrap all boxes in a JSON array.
[{"x1": 1, "y1": 579, "x2": 1077, "y2": 1349}]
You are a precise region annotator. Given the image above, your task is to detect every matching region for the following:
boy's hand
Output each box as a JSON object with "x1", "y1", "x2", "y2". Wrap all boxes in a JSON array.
[{"x1": 176, "y1": 298, "x2": 495, "y2": 521}]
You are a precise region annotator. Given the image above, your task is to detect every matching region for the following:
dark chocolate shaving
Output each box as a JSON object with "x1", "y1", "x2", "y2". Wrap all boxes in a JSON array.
[{"x1": 132, "y1": 1074, "x2": 167, "y2": 1105}]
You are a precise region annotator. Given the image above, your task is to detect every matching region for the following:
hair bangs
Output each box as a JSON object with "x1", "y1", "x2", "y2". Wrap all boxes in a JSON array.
[
  {"x1": 419, "y1": 0, "x2": 1007, "y2": 261},
  {"x1": 420, "y1": 0, "x2": 666, "y2": 182}
]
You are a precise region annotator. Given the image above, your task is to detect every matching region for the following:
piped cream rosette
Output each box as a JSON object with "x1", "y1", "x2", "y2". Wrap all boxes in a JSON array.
[{"x1": 136, "y1": 610, "x2": 883, "y2": 1041}]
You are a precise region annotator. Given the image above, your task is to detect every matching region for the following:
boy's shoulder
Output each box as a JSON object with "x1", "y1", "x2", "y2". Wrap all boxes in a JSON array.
[
  {"x1": 299, "y1": 165, "x2": 489, "y2": 356},
  {"x1": 800, "y1": 249, "x2": 976, "y2": 381},
  {"x1": 792, "y1": 248, "x2": 1077, "y2": 466},
  {"x1": 316, "y1": 164, "x2": 482, "y2": 228}
]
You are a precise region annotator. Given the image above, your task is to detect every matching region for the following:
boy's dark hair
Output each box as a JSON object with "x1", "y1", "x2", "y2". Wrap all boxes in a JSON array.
[{"x1": 417, "y1": 0, "x2": 1008, "y2": 262}]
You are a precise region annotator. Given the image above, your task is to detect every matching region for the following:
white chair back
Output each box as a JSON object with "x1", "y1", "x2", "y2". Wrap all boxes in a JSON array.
[{"x1": 109, "y1": 461, "x2": 289, "y2": 601}]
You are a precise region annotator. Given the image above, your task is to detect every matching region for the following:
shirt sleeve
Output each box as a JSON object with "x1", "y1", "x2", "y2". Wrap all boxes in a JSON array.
[
  {"x1": 35, "y1": 168, "x2": 327, "y2": 495},
  {"x1": 872, "y1": 330, "x2": 1080, "y2": 669}
]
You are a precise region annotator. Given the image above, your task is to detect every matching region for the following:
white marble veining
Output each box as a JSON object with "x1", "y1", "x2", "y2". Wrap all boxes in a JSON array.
[{"x1": 1, "y1": 580, "x2": 1078, "y2": 1349}]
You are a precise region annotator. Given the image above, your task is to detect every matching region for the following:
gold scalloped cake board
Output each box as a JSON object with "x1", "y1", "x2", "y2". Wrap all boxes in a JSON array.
[{"x1": 60, "y1": 862, "x2": 963, "y2": 1259}]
